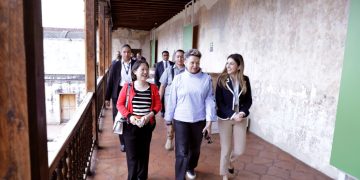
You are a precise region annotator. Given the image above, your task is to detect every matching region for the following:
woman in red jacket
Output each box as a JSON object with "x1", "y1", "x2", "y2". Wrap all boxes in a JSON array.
[{"x1": 117, "y1": 60, "x2": 162, "y2": 180}]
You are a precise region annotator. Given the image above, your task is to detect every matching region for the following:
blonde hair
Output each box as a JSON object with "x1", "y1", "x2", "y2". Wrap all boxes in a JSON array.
[
  {"x1": 217, "y1": 54, "x2": 247, "y2": 94},
  {"x1": 185, "y1": 49, "x2": 202, "y2": 59}
]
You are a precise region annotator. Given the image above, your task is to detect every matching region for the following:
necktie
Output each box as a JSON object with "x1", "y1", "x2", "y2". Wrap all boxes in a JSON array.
[{"x1": 165, "y1": 61, "x2": 168, "y2": 68}]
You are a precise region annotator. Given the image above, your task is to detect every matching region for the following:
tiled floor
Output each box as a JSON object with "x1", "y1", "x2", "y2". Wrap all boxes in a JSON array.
[{"x1": 87, "y1": 108, "x2": 331, "y2": 180}]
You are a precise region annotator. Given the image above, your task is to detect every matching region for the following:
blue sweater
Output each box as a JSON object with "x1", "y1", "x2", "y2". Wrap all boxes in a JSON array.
[{"x1": 165, "y1": 69, "x2": 217, "y2": 123}]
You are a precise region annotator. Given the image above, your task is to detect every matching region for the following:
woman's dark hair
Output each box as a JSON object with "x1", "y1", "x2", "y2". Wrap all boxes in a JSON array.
[
  {"x1": 185, "y1": 49, "x2": 202, "y2": 59},
  {"x1": 131, "y1": 60, "x2": 149, "y2": 81},
  {"x1": 175, "y1": 49, "x2": 185, "y2": 54}
]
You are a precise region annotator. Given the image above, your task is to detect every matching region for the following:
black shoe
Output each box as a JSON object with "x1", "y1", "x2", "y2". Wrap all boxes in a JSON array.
[
  {"x1": 120, "y1": 144, "x2": 125, "y2": 152},
  {"x1": 228, "y1": 168, "x2": 234, "y2": 174}
]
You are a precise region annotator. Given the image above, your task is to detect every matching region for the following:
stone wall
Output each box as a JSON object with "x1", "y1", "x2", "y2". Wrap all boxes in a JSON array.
[
  {"x1": 111, "y1": 28, "x2": 151, "y2": 62},
  {"x1": 154, "y1": 0, "x2": 350, "y2": 178}
]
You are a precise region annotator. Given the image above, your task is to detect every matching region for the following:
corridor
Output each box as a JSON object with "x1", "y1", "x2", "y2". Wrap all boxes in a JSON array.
[{"x1": 87, "y1": 107, "x2": 331, "y2": 180}]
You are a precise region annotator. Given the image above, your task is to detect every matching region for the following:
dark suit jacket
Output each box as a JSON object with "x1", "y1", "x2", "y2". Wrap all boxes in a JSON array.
[
  {"x1": 105, "y1": 59, "x2": 136, "y2": 101},
  {"x1": 215, "y1": 75, "x2": 252, "y2": 119},
  {"x1": 154, "y1": 60, "x2": 174, "y2": 87}
]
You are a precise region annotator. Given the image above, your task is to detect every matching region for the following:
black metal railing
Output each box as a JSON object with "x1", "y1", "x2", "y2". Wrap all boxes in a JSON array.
[
  {"x1": 49, "y1": 71, "x2": 108, "y2": 179},
  {"x1": 49, "y1": 93, "x2": 95, "y2": 180}
]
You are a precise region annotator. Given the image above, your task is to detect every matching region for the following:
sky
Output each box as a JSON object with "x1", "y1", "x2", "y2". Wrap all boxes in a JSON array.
[{"x1": 42, "y1": 0, "x2": 84, "y2": 28}]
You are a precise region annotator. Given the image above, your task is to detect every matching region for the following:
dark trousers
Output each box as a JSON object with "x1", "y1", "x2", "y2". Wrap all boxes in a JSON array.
[
  {"x1": 174, "y1": 120, "x2": 205, "y2": 180},
  {"x1": 123, "y1": 122, "x2": 154, "y2": 180},
  {"x1": 112, "y1": 99, "x2": 125, "y2": 146},
  {"x1": 160, "y1": 97, "x2": 165, "y2": 117}
]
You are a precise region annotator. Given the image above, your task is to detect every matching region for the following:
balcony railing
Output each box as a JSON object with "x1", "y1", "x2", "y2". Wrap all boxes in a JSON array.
[
  {"x1": 95, "y1": 73, "x2": 108, "y2": 133},
  {"x1": 49, "y1": 72, "x2": 108, "y2": 179}
]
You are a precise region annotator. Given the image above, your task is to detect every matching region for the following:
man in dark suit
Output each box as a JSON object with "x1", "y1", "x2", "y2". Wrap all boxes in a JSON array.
[
  {"x1": 105, "y1": 44, "x2": 136, "y2": 152},
  {"x1": 154, "y1": 51, "x2": 174, "y2": 87},
  {"x1": 154, "y1": 50, "x2": 174, "y2": 117}
]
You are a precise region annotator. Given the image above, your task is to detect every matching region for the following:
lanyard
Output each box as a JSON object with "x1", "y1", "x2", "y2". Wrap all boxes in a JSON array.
[{"x1": 123, "y1": 62, "x2": 130, "y2": 75}]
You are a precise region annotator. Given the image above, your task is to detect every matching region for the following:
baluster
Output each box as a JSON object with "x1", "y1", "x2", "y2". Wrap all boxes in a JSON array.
[
  {"x1": 83, "y1": 122, "x2": 89, "y2": 177},
  {"x1": 56, "y1": 158, "x2": 64, "y2": 180},
  {"x1": 86, "y1": 113, "x2": 93, "y2": 176},
  {"x1": 76, "y1": 130, "x2": 82, "y2": 180},
  {"x1": 72, "y1": 131, "x2": 78, "y2": 180},
  {"x1": 65, "y1": 146, "x2": 70, "y2": 180},
  {"x1": 79, "y1": 129, "x2": 85, "y2": 180},
  {"x1": 51, "y1": 170, "x2": 57, "y2": 180},
  {"x1": 62, "y1": 149, "x2": 68, "y2": 180},
  {"x1": 69, "y1": 142, "x2": 75, "y2": 180},
  {"x1": 79, "y1": 126, "x2": 84, "y2": 178}
]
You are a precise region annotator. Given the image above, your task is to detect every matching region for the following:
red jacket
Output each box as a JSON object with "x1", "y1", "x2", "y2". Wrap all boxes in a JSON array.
[{"x1": 116, "y1": 82, "x2": 161, "y2": 124}]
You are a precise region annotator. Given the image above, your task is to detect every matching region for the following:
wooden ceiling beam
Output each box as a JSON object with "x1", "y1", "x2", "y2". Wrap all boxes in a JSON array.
[
  {"x1": 110, "y1": 0, "x2": 189, "y2": 30},
  {"x1": 112, "y1": 12, "x2": 174, "y2": 16},
  {"x1": 113, "y1": 25, "x2": 154, "y2": 31},
  {"x1": 112, "y1": 4, "x2": 184, "y2": 7},
  {"x1": 113, "y1": 7, "x2": 182, "y2": 11},
  {"x1": 113, "y1": 10, "x2": 179, "y2": 13},
  {"x1": 114, "y1": 19, "x2": 169, "y2": 24},
  {"x1": 112, "y1": 1, "x2": 188, "y2": 6}
]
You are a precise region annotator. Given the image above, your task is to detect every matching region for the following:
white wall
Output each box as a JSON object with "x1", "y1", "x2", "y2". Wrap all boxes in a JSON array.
[
  {"x1": 43, "y1": 38, "x2": 86, "y2": 124},
  {"x1": 43, "y1": 39, "x2": 85, "y2": 74},
  {"x1": 155, "y1": 0, "x2": 350, "y2": 178}
]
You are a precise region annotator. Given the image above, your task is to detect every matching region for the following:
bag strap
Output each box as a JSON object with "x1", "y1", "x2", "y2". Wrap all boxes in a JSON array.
[
  {"x1": 125, "y1": 83, "x2": 131, "y2": 108},
  {"x1": 171, "y1": 66, "x2": 175, "y2": 81}
]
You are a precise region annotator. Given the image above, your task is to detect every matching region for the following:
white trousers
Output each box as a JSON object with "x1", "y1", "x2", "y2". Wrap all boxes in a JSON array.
[{"x1": 218, "y1": 118, "x2": 247, "y2": 175}]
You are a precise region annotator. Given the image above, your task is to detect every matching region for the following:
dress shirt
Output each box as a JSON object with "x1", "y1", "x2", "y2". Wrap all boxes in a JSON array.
[
  {"x1": 120, "y1": 60, "x2": 132, "y2": 86},
  {"x1": 163, "y1": 60, "x2": 169, "y2": 69},
  {"x1": 159, "y1": 65, "x2": 185, "y2": 100}
]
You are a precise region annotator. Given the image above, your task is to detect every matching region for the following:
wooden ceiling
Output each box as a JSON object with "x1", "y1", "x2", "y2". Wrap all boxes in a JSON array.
[{"x1": 110, "y1": 0, "x2": 190, "y2": 31}]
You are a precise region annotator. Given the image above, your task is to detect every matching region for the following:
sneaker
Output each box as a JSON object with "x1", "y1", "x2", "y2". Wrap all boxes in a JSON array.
[
  {"x1": 164, "y1": 138, "x2": 173, "y2": 151},
  {"x1": 120, "y1": 144, "x2": 125, "y2": 152},
  {"x1": 186, "y1": 169, "x2": 196, "y2": 179}
]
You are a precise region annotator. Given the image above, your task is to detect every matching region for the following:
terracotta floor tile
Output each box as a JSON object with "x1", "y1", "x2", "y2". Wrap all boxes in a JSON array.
[
  {"x1": 274, "y1": 160, "x2": 296, "y2": 171},
  {"x1": 261, "y1": 175, "x2": 285, "y2": 180},
  {"x1": 245, "y1": 147, "x2": 261, "y2": 156},
  {"x1": 290, "y1": 170, "x2": 315, "y2": 180},
  {"x1": 245, "y1": 163, "x2": 268, "y2": 175},
  {"x1": 267, "y1": 166, "x2": 290, "y2": 179},
  {"x1": 252, "y1": 157, "x2": 273, "y2": 165},
  {"x1": 259, "y1": 151, "x2": 278, "y2": 160}
]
